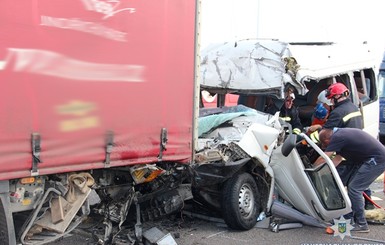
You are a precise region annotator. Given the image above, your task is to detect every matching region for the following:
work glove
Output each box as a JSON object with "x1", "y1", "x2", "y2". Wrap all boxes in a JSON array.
[
  {"x1": 293, "y1": 128, "x2": 301, "y2": 135},
  {"x1": 309, "y1": 130, "x2": 320, "y2": 144}
]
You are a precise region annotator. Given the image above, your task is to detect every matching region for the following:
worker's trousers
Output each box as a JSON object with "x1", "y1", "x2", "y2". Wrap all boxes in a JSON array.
[{"x1": 347, "y1": 158, "x2": 385, "y2": 224}]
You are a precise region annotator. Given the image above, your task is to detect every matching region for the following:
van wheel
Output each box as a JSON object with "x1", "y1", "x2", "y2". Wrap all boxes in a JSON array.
[
  {"x1": 0, "y1": 198, "x2": 10, "y2": 244},
  {"x1": 221, "y1": 173, "x2": 260, "y2": 230}
]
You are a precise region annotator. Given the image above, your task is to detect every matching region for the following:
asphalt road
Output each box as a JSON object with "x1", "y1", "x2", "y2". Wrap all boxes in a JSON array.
[{"x1": 49, "y1": 176, "x2": 385, "y2": 245}]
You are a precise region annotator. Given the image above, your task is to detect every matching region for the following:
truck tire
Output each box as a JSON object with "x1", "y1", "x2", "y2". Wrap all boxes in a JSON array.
[
  {"x1": 221, "y1": 172, "x2": 260, "y2": 230},
  {"x1": 0, "y1": 198, "x2": 10, "y2": 245}
]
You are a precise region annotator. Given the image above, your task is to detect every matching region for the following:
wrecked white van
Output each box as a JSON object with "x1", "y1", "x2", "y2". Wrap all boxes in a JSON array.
[
  {"x1": 200, "y1": 39, "x2": 379, "y2": 137},
  {"x1": 192, "y1": 39, "x2": 379, "y2": 230}
]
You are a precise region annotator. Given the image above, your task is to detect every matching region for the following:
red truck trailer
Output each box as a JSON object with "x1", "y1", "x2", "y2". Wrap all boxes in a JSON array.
[{"x1": 0, "y1": 1, "x2": 198, "y2": 244}]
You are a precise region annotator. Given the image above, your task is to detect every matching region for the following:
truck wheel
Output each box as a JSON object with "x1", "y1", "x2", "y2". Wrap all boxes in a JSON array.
[
  {"x1": 0, "y1": 198, "x2": 10, "y2": 244},
  {"x1": 221, "y1": 173, "x2": 260, "y2": 230}
]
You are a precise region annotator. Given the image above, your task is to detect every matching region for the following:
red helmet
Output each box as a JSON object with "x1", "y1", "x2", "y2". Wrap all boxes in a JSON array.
[{"x1": 325, "y1": 83, "x2": 349, "y2": 99}]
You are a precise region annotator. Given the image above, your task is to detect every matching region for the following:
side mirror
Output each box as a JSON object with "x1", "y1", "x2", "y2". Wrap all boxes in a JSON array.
[{"x1": 281, "y1": 134, "x2": 297, "y2": 157}]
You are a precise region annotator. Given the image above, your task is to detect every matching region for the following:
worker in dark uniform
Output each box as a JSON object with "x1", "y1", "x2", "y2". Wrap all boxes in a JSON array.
[
  {"x1": 315, "y1": 128, "x2": 385, "y2": 232},
  {"x1": 279, "y1": 90, "x2": 303, "y2": 134},
  {"x1": 323, "y1": 83, "x2": 363, "y2": 129},
  {"x1": 308, "y1": 83, "x2": 362, "y2": 136}
]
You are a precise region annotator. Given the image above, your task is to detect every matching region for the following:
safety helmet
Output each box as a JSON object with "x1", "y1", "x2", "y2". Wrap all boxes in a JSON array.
[
  {"x1": 314, "y1": 103, "x2": 328, "y2": 119},
  {"x1": 317, "y1": 90, "x2": 332, "y2": 106},
  {"x1": 325, "y1": 83, "x2": 349, "y2": 99}
]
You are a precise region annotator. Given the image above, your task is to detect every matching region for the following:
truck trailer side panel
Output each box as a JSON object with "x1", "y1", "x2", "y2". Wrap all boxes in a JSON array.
[{"x1": 0, "y1": 0, "x2": 196, "y2": 180}]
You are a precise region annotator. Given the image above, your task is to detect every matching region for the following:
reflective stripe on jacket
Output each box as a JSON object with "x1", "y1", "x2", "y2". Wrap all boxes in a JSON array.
[{"x1": 342, "y1": 111, "x2": 362, "y2": 123}]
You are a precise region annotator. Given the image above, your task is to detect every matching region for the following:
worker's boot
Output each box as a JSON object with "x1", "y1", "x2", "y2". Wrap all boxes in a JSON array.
[{"x1": 351, "y1": 223, "x2": 370, "y2": 233}]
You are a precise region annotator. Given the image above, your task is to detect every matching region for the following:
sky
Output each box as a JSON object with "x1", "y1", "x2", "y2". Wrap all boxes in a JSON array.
[{"x1": 201, "y1": 0, "x2": 385, "y2": 62}]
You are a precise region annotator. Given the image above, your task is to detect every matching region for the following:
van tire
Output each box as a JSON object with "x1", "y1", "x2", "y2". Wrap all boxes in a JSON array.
[
  {"x1": 0, "y1": 198, "x2": 10, "y2": 245},
  {"x1": 221, "y1": 172, "x2": 260, "y2": 230}
]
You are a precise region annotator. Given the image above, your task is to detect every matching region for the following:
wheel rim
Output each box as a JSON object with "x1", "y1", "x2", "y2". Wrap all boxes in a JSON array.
[{"x1": 238, "y1": 183, "x2": 254, "y2": 218}]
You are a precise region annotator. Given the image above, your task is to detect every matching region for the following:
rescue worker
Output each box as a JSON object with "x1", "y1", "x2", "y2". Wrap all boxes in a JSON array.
[
  {"x1": 279, "y1": 90, "x2": 303, "y2": 134},
  {"x1": 308, "y1": 83, "x2": 363, "y2": 148},
  {"x1": 323, "y1": 83, "x2": 362, "y2": 129},
  {"x1": 307, "y1": 83, "x2": 362, "y2": 135},
  {"x1": 314, "y1": 128, "x2": 385, "y2": 232}
]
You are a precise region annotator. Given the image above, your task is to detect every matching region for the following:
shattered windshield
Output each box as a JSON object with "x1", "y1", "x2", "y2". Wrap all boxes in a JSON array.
[{"x1": 305, "y1": 164, "x2": 346, "y2": 210}]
